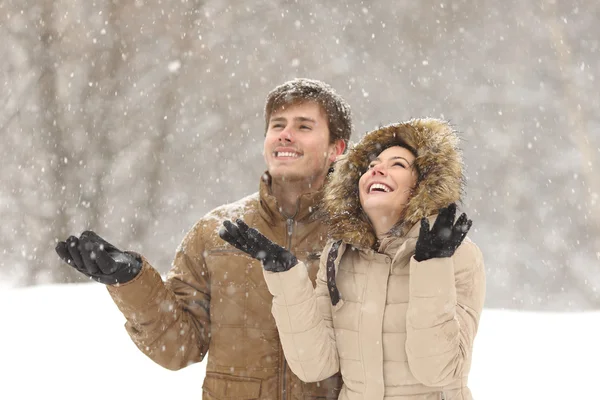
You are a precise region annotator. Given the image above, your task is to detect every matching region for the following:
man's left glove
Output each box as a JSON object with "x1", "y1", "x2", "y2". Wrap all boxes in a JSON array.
[
  {"x1": 219, "y1": 219, "x2": 298, "y2": 272},
  {"x1": 55, "y1": 231, "x2": 142, "y2": 285}
]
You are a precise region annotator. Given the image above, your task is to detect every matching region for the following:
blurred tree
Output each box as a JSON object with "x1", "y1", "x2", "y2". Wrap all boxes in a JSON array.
[{"x1": 0, "y1": 0, "x2": 598, "y2": 310}]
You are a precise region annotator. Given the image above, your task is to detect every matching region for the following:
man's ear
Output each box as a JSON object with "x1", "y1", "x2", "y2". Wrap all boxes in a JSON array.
[{"x1": 329, "y1": 139, "x2": 346, "y2": 162}]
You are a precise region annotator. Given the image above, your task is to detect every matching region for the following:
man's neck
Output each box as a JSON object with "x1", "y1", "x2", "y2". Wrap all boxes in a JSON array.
[{"x1": 270, "y1": 178, "x2": 323, "y2": 217}]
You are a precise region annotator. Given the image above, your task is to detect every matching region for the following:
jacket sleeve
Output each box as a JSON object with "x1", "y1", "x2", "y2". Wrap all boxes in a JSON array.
[
  {"x1": 263, "y1": 253, "x2": 340, "y2": 382},
  {"x1": 405, "y1": 238, "x2": 486, "y2": 387},
  {"x1": 106, "y1": 223, "x2": 211, "y2": 371}
]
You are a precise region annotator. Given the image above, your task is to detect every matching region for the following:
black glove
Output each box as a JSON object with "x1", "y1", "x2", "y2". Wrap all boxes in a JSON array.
[
  {"x1": 55, "y1": 231, "x2": 142, "y2": 285},
  {"x1": 218, "y1": 219, "x2": 298, "y2": 272},
  {"x1": 414, "y1": 203, "x2": 472, "y2": 262}
]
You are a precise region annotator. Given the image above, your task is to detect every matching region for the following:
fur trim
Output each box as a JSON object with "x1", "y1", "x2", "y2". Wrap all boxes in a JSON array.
[{"x1": 322, "y1": 118, "x2": 465, "y2": 249}]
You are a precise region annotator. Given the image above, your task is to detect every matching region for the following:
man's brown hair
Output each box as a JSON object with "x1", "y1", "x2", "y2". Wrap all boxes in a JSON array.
[{"x1": 264, "y1": 78, "x2": 353, "y2": 150}]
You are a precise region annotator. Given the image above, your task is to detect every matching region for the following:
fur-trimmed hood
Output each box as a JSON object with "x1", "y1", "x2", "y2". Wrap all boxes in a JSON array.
[{"x1": 322, "y1": 118, "x2": 465, "y2": 249}]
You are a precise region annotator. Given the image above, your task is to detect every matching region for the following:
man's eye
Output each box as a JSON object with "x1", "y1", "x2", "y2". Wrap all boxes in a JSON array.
[
  {"x1": 272, "y1": 124, "x2": 284, "y2": 129},
  {"x1": 300, "y1": 125, "x2": 312, "y2": 130}
]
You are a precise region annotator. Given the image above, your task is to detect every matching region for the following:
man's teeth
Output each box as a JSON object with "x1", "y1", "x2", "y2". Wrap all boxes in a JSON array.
[
  {"x1": 369, "y1": 183, "x2": 392, "y2": 193},
  {"x1": 277, "y1": 152, "x2": 299, "y2": 158}
]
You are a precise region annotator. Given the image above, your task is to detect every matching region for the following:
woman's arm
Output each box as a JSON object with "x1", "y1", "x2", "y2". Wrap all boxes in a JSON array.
[
  {"x1": 263, "y1": 247, "x2": 340, "y2": 382},
  {"x1": 405, "y1": 239, "x2": 486, "y2": 387}
]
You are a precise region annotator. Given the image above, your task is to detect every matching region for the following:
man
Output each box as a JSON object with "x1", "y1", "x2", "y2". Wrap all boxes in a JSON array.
[{"x1": 55, "y1": 78, "x2": 352, "y2": 400}]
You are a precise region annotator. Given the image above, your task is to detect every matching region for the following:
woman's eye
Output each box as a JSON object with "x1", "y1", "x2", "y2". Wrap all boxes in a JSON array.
[
  {"x1": 393, "y1": 162, "x2": 407, "y2": 168},
  {"x1": 300, "y1": 125, "x2": 311, "y2": 130}
]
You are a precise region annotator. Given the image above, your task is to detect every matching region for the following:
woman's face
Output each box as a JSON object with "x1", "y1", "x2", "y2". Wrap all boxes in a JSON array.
[{"x1": 358, "y1": 146, "x2": 418, "y2": 228}]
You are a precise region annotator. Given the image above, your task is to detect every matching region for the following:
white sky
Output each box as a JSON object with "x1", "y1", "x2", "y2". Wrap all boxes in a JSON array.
[{"x1": 2, "y1": 283, "x2": 598, "y2": 399}]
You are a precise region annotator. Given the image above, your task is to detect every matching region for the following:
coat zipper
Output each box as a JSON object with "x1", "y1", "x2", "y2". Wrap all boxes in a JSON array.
[
  {"x1": 280, "y1": 344, "x2": 288, "y2": 400},
  {"x1": 440, "y1": 392, "x2": 446, "y2": 400},
  {"x1": 285, "y1": 218, "x2": 294, "y2": 249},
  {"x1": 281, "y1": 216, "x2": 295, "y2": 400}
]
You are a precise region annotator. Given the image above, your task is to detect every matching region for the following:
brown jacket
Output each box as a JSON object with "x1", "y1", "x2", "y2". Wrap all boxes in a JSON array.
[
  {"x1": 263, "y1": 119, "x2": 486, "y2": 399},
  {"x1": 106, "y1": 174, "x2": 342, "y2": 400}
]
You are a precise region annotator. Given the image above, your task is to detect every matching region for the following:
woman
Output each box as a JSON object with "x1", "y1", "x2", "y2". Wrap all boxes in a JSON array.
[{"x1": 220, "y1": 118, "x2": 486, "y2": 400}]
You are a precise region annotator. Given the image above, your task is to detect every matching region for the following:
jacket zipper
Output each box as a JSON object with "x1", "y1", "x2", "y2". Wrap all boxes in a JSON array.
[
  {"x1": 285, "y1": 218, "x2": 294, "y2": 249},
  {"x1": 440, "y1": 392, "x2": 446, "y2": 400},
  {"x1": 280, "y1": 344, "x2": 288, "y2": 400},
  {"x1": 281, "y1": 217, "x2": 295, "y2": 400}
]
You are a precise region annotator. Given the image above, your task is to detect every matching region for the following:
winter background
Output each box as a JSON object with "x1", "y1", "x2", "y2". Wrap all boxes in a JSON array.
[
  {"x1": 1, "y1": 0, "x2": 599, "y2": 399},
  {"x1": 1, "y1": 283, "x2": 598, "y2": 399}
]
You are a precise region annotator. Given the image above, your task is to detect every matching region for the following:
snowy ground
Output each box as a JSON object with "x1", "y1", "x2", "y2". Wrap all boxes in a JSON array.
[{"x1": 1, "y1": 283, "x2": 598, "y2": 399}]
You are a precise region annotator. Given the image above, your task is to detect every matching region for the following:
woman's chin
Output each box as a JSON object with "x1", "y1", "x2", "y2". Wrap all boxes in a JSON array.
[
  {"x1": 363, "y1": 205, "x2": 396, "y2": 222},
  {"x1": 362, "y1": 196, "x2": 389, "y2": 211}
]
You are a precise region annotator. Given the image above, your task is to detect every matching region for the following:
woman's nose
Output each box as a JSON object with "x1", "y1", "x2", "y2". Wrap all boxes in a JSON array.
[{"x1": 371, "y1": 164, "x2": 386, "y2": 176}]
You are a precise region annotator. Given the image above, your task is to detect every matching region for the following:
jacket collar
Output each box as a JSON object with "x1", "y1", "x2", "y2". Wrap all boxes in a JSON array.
[
  {"x1": 377, "y1": 218, "x2": 423, "y2": 254},
  {"x1": 378, "y1": 217, "x2": 436, "y2": 264},
  {"x1": 258, "y1": 171, "x2": 324, "y2": 224}
]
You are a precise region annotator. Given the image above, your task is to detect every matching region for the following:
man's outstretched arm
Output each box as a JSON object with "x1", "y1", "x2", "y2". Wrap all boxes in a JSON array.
[{"x1": 56, "y1": 227, "x2": 211, "y2": 370}]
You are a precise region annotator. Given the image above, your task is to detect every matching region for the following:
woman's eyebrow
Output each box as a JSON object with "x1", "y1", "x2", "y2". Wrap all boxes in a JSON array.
[
  {"x1": 370, "y1": 156, "x2": 411, "y2": 164},
  {"x1": 389, "y1": 156, "x2": 411, "y2": 163}
]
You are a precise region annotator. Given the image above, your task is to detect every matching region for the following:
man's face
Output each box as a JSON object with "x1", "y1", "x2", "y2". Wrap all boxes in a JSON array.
[{"x1": 264, "y1": 102, "x2": 342, "y2": 187}]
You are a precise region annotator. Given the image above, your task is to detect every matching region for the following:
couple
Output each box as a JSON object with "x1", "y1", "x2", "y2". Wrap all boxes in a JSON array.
[{"x1": 55, "y1": 78, "x2": 485, "y2": 400}]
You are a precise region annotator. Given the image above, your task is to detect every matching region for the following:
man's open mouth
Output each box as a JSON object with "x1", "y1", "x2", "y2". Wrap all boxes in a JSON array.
[{"x1": 274, "y1": 151, "x2": 301, "y2": 158}]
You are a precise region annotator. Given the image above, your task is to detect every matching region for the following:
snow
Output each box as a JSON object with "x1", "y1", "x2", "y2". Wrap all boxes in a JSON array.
[
  {"x1": 1, "y1": 283, "x2": 204, "y2": 399},
  {"x1": 1, "y1": 283, "x2": 598, "y2": 399}
]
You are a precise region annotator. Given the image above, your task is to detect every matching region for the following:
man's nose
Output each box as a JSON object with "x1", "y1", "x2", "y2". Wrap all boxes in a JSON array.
[{"x1": 278, "y1": 127, "x2": 294, "y2": 142}]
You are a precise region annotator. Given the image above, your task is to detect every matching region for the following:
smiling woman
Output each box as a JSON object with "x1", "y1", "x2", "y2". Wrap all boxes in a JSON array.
[
  {"x1": 220, "y1": 118, "x2": 486, "y2": 400},
  {"x1": 359, "y1": 145, "x2": 419, "y2": 237}
]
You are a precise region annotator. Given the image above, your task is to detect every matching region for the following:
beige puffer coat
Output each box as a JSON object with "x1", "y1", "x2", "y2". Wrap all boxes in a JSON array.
[{"x1": 263, "y1": 119, "x2": 486, "y2": 400}]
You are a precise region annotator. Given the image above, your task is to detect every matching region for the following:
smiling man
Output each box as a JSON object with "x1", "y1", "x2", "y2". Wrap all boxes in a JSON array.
[
  {"x1": 265, "y1": 101, "x2": 345, "y2": 215},
  {"x1": 55, "y1": 78, "x2": 352, "y2": 400}
]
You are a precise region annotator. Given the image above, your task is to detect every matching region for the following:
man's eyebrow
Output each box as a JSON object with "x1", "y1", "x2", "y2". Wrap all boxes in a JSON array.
[
  {"x1": 294, "y1": 116, "x2": 316, "y2": 123},
  {"x1": 269, "y1": 116, "x2": 316, "y2": 124}
]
